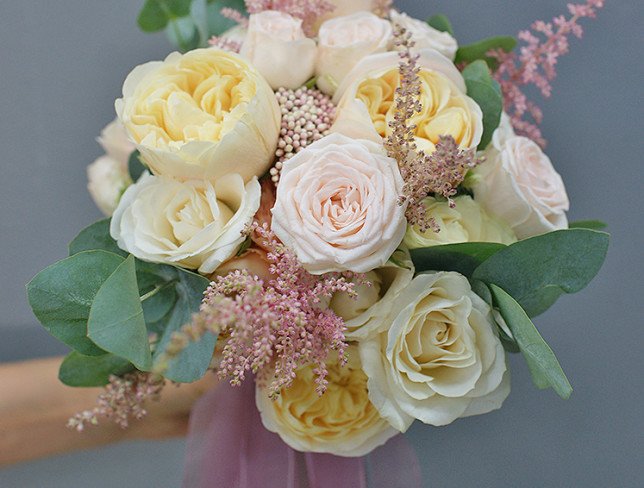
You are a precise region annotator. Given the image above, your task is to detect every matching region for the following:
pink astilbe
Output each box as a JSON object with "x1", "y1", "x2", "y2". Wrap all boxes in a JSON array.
[
  {"x1": 245, "y1": 0, "x2": 335, "y2": 35},
  {"x1": 490, "y1": 0, "x2": 604, "y2": 146},
  {"x1": 208, "y1": 36, "x2": 242, "y2": 53},
  {"x1": 385, "y1": 27, "x2": 482, "y2": 232},
  {"x1": 67, "y1": 373, "x2": 165, "y2": 431},
  {"x1": 161, "y1": 224, "x2": 362, "y2": 399},
  {"x1": 220, "y1": 7, "x2": 249, "y2": 27}
]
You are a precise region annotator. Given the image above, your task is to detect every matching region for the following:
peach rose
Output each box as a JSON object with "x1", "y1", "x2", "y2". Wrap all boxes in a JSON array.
[
  {"x1": 271, "y1": 133, "x2": 406, "y2": 274},
  {"x1": 316, "y1": 12, "x2": 392, "y2": 95},
  {"x1": 241, "y1": 11, "x2": 317, "y2": 89},
  {"x1": 472, "y1": 133, "x2": 569, "y2": 238}
]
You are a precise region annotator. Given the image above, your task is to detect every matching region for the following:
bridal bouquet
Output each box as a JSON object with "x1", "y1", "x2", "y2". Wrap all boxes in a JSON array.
[{"x1": 28, "y1": 0, "x2": 608, "y2": 486}]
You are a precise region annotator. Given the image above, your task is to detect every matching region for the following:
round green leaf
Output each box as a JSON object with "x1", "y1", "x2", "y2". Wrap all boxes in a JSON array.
[
  {"x1": 88, "y1": 255, "x2": 152, "y2": 371},
  {"x1": 27, "y1": 251, "x2": 125, "y2": 355},
  {"x1": 59, "y1": 351, "x2": 134, "y2": 387}
]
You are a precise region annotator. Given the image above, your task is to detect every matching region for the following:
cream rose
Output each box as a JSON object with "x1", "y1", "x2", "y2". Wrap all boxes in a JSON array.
[
  {"x1": 271, "y1": 133, "x2": 406, "y2": 274},
  {"x1": 256, "y1": 347, "x2": 398, "y2": 456},
  {"x1": 316, "y1": 12, "x2": 392, "y2": 96},
  {"x1": 390, "y1": 10, "x2": 458, "y2": 60},
  {"x1": 360, "y1": 272, "x2": 510, "y2": 430},
  {"x1": 110, "y1": 172, "x2": 260, "y2": 274},
  {"x1": 403, "y1": 195, "x2": 517, "y2": 249},
  {"x1": 87, "y1": 156, "x2": 132, "y2": 216},
  {"x1": 97, "y1": 118, "x2": 136, "y2": 165},
  {"x1": 472, "y1": 133, "x2": 570, "y2": 239},
  {"x1": 115, "y1": 48, "x2": 280, "y2": 183},
  {"x1": 329, "y1": 248, "x2": 414, "y2": 341},
  {"x1": 333, "y1": 50, "x2": 483, "y2": 152},
  {"x1": 240, "y1": 11, "x2": 317, "y2": 90}
]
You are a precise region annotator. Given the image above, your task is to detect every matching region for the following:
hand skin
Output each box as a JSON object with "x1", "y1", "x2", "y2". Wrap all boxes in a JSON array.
[{"x1": 0, "y1": 356, "x2": 218, "y2": 467}]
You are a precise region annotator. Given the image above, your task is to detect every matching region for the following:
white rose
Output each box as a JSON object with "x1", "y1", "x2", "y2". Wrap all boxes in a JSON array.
[
  {"x1": 256, "y1": 347, "x2": 399, "y2": 456},
  {"x1": 403, "y1": 195, "x2": 517, "y2": 249},
  {"x1": 115, "y1": 48, "x2": 280, "y2": 183},
  {"x1": 360, "y1": 272, "x2": 510, "y2": 430},
  {"x1": 472, "y1": 134, "x2": 570, "y2": 239},
  {"x1": 332, "y1": 50, "x2": 483, "y2": 152},
  {"x1": 240, "y1": 11, "x2": 317, "y2": 89},
  {"x1": 97, "y1": 119, "x2": 136, "y2": 166},
  {"x1": 110, "y1": 173, "x2": 260, "y2": 274},
  {"x1": 271, "y1": 133, "x2": 407, "y2": 274},
  {"x1": 389, "y1": 10, "x2": 458, "y2": 60},
  {"x1": 329, "y1": 248, "x2": 414, "y2": 341},
  {"x1": 316, "y1": 12, "x2": 392, "y2": 96},
  {"x1": 87, "y1": 156, "x2": 132, "y2": 216}
]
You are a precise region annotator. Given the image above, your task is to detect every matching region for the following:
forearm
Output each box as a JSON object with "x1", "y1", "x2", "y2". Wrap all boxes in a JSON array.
[
  {"x1": 0, "y1": 357, "x2": 131, "y2": 465},
  {"x1": 0, "y1": 357, "x2": 218, "y2": 466}
]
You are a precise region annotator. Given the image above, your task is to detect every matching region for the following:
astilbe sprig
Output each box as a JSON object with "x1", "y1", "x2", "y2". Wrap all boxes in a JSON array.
[
  {"x1": 489, "y1": 0, "x2": 605, "y2": 147},
  {"x1": 385, "y1": 26, "x2": 483, "y2": 233},
  {"x1": 67, "y1": 373, "x2": 165, "y2": 431},
  {"x1": 159, "y1": 223, "x2": 363, "y2": 399},
  {"x1": 244, "y1": 0, "x2": 335, "y2": 35}
]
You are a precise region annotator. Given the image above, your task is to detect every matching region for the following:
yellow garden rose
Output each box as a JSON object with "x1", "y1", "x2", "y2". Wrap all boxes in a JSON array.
[
  {"x1": 256, "y1": 348, "x2": 398, "y2": 456},
  {"x1": 404, "y1": 195, "x2": 517, "y2": 248},
  {"x1": 116, "y1": 48, "x2": 281, "y2": 182},
  {"x1": 333, "y1": 50, "x2": 483, "y2": 153}
]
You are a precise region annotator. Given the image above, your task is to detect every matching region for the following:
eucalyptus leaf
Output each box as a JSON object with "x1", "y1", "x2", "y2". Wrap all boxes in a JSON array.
[
  {"x1": 426, "y1": 14, "x2": 454, "y2": 36},
  {"x1": 455, "y1": 36, "x2": 517, "y2": 69},
  {"x1": 472, "y1": 229, "x2": 609, "y2": 317},
  {"x1": 138, "y1": 0, "x2": 192, "y2": 32},
  {"x1": 68, "y1": 219, "x2": 126, "y2": 257},
  {"x1": 411, "y1": 242, "x2": 506, "y2": 277},
  {"x1": 489, "y1": 284, "x2": 572, "y2": 399},
  {"x1": 569, "y1": 220, "x2": 608, "y2": 231},
  {"x1": 462, "y1": 60, "x2": 502, "y2": 150},
  {"x1": 59, "y1": 351, "x2": 134, "y2": 387},
  {"x1": 88, "y1": 256, "x2": 152, "y2": 371},
  {"x1": 128, "y1": 151, "x2": 147, "y2": 182},
  {"x1": 152, "y1": 268, "x2": 217, "y2": 383},
  {"x1": 27, "y1": 251, "x2": 125, "y2": 356},
  {"x1": 191, "y1": 0, "x2": 209, "y2": 46},
  {"x1": 166, "y1": 16, "x2": 200, "y2": 51}
]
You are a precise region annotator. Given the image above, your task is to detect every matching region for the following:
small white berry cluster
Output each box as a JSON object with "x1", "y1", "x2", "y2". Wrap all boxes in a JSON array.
[{"x1": 271, "y1": 87, "x2": 336, "y2": 183}]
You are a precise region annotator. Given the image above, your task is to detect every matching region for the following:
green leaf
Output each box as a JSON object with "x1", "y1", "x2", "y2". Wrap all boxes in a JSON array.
[
  {"x1": 489, "y1": 284, "x2": 572, "y2": 399},
  {"x1": 426, "y1": 14, "x2": 454, "y2": 37},
  {"x1": 569, "y1": 220, "x2": 608, "y2": 231},
  {"x1": 472, "y1": 229, "x2": 609, "y2": 317},
  {"x1": 455, "y1": 36, "x2": 517, "y2": 69},
  {"x1": 191, "y1": 0, "x2": 209, "y2": 46},
  {"x1": 27, "y1": 251, "x2": 125, "y2": 356},
  {"x1": 128, "y1": 151, "x2": 147, "y2": 182},
  {"x1": 166, "y1": 16, "x2": 201, "y2": 51},
  {"x1": 68, "y1": 219, "x2": 127, "y2": 257},
  {"x1": 138, "y1": 0, "x2": 192, "y2": 32},
  {"x1": 462, "y1": 60, "x2": 503, "y2": 150},
  {"x1": 206, "y1": 0, "x2": 246, "y2": 36},
  {"x1": 153, "y1": 268, "x2": 217, "y2": 383},
  {"x1": 59, "y1": 351, "x2": 134, "y2": 387},
  {"x1": 88, "y1": 256, "x2": 152, "y2": 370},
  {"x1": 411, "y1": 242, "x2": 507, "y2": 277},
  {"x1": 142, "y1": 282, "x2": 178, "y2": 323}
]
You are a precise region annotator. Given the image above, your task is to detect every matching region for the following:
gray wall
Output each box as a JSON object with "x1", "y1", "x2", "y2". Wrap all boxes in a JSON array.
[{"x1": 1, "y1": 1, "x2": 642, "y2": 487}]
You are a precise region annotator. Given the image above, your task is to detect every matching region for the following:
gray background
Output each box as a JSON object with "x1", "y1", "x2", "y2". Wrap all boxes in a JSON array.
[{"x1": 1, "y1": 0, "x2": 642, "y2": 487}]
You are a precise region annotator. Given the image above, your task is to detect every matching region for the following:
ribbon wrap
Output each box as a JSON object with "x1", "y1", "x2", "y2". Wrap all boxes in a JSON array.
[{"x1": 183, "y1": 380, "x2": 422, "y2": 488}]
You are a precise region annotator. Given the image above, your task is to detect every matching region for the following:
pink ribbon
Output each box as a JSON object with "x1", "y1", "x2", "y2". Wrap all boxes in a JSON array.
[{"x1": 183, "y1": 380, "x2": 422, "y2": 488}]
